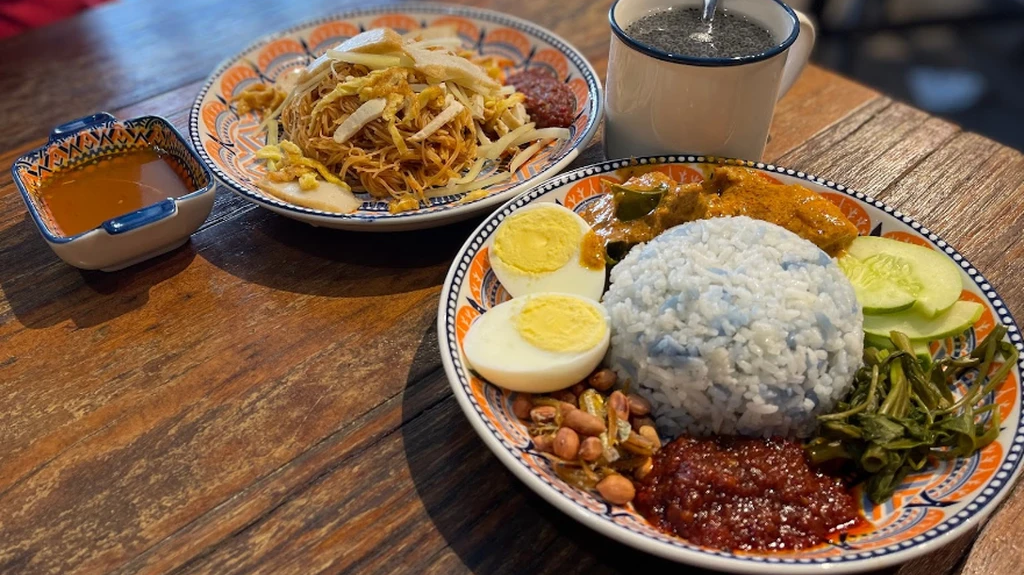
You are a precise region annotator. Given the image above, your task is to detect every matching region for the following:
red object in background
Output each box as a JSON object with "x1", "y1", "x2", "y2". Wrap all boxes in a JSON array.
[{"x1": 0, "y1": 0, "x2": 110, "y2": 39}]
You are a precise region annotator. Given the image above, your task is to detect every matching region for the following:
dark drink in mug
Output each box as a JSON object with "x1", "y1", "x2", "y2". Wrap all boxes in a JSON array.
[{"x1": 604, "y1": 0, "x2": 816, "y2": 160}]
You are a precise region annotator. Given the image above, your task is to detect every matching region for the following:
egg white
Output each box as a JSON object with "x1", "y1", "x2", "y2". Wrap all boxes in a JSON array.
[
  {"x1": 462, "y1": 293, "x2": 610, "y2": 393},
  {"x1": 489, "y1": 203, "x2": 606, "y2": 301}
]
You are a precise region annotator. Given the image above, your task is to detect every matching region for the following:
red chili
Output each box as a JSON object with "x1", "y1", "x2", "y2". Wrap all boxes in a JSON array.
[
  {"x1": 506, "y1": 69, "x2": 576, "y2": 129},
  {"x1": 634, "y1": 435, "x2": 865, "y2": 552}
]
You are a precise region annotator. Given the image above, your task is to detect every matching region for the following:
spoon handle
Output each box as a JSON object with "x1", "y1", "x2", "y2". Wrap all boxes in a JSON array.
[{"x1": 701, "y1": 0, "x2": 719, "y2": 23}]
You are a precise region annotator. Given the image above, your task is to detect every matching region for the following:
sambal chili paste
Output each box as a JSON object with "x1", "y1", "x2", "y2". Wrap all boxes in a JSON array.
[
  {"x1": 505, "y1": 69, "x2": 576, "y2": 129},
  {"x1": 634, "y1": 435, "x2": 864, "y2": 552}
]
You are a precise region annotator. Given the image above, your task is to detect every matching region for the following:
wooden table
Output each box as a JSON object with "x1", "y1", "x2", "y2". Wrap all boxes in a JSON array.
[{"x1": 1, "y1": 0, "x2": 1022, "y2": 573}]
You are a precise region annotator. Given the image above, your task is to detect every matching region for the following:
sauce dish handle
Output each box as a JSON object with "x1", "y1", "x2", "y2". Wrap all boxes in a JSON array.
[
  {"x1": 102, "y1": 199, "x2": 178, "y2": 235},
  {"x1": 49, "y1": 112, "x2": 117, "y2": 143},
  {"x1": 777, "y1": 10, "x2": 816, "y2": 101}
]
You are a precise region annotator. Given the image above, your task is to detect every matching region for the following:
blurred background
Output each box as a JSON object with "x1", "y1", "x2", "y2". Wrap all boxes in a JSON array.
[
  {"x1": 3, "y1": 0, "x2": 1023, "y2": 150},
  {"x1": 793, "y1": 0, "x2": 1024, "y2": 150}
]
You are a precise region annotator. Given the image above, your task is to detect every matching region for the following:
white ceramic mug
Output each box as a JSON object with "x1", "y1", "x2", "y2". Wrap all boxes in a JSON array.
[{"x1": 604, "y1": 0, "x2": 815, "y2": 160}]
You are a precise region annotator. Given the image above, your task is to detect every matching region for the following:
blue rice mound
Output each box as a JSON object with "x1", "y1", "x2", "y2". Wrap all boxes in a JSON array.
[{"x1": 602, "y1": 216, "x2": 863, "y2": 438}]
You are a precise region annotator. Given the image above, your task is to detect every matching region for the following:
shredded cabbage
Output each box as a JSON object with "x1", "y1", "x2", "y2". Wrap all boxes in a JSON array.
[
  {"x1": 424, "y1": 171, "x2": 511, "y2": 197},
  {"x1": 478, "y1": 123, "x2": 536, "y2": 160},
  {"x1": 509, "y1": 138, "x2": 552, "y2": 174},
  {"x1": 511, "y1": 127, "x2": 570, "y2": 147},
  {"x1": 450, "y1": 157, "x2": 488, "y2": 185},
  {"x1": 267, "y1": 121, "x2": 279, "y2": 146},
  {"x1": 449, "y1": 84, "x2": 483, "y2": 120}
]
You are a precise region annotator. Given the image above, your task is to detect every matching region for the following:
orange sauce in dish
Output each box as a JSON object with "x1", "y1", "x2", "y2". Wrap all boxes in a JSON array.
[{"x1": 37, "y1": 149, "x2": 193, "y2": 237}]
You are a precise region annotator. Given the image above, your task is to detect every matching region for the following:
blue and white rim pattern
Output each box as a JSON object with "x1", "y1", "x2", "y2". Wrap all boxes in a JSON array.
[
  {"x1": 438, "y1": 155, "x2": 1024, "y2": 573},
  {"x1": 188, "y1": 2, "x2": 603, "y2": 224}
]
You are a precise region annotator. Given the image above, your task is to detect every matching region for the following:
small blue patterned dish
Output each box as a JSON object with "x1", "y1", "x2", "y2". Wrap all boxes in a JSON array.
[{"x1": 11, "y1": 113, "x2": 215, "y2": 271}]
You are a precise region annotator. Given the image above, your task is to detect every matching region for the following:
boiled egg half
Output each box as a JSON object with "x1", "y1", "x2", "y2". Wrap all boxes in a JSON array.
[
  {"x1": 489, "y1": 203, "x2": 606, "y2": 301},
  {"x1": 463, "y1": 292, "x2": 610, "y2": 393}
]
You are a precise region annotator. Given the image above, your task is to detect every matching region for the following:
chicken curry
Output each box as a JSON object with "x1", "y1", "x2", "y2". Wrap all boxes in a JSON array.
[{"x1": 578, "y1": 166, "x2": 858, "y2": 260}]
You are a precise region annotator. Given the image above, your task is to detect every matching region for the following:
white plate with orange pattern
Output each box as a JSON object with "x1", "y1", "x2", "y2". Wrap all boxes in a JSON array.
[
  {"x1": 437, "y1": 155, "x2": 1024, "y2": 573},
  {"x1": 188, "y1": 3, "x2": 601, "y2": 231}
]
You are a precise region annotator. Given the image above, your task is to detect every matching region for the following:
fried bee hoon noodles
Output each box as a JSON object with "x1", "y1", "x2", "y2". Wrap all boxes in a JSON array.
[{"x1": 234, "y1": 27, "x2": 570, "y2": 213}]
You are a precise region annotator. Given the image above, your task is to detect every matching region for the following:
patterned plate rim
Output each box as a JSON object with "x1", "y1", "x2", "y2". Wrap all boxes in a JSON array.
[
  {"x1": 187, "y1": 2, "x2": 603, "y2": 227},
  {"x1": 436, "y1": 154, "x2": 1024, "y2": 574}
]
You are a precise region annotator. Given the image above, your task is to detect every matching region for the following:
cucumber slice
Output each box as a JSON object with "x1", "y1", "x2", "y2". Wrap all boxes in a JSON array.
[
  {"x1": 863, "y1": 333, "x2": 933, "y2": 369},
  {"x1": 863, "y1": 301, "x2": 984, "y2": 341},
  {"x1": 838, "y1": 255, "x2": 916, "y2": 314},
  {"x1": 845, "y1": 236, "x2": 963, "y2": 318}
]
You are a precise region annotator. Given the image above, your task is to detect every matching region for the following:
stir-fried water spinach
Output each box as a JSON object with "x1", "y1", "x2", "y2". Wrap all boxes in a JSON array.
[{"x1": 806, "y1": 326, "x2": 1019, "y2": 503}]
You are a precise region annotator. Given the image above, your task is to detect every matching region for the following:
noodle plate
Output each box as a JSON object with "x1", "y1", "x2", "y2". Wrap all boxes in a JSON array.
[{"x1": 234, "y1": 26, "x2": 569, "y2": 214}]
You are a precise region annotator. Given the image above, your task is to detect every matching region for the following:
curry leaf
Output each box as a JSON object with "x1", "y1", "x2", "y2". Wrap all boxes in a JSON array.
[{"x1": 610, "y1": 182, "x2": 667, "y2": 221}]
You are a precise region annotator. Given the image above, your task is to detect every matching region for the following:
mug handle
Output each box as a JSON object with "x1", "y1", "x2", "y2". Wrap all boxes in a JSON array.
[{"x1": 777, "y1": 10, "x2": 816, "y2": 100}]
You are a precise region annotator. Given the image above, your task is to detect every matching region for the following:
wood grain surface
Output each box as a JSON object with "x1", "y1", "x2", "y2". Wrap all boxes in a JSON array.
[{"x1": 1, "y1": 0, "x2": 1022, "y2": 574}]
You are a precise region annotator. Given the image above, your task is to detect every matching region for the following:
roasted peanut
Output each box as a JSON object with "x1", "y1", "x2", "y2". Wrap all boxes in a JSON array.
[
  {"x1": 638, "y1": 425, "x2": 661, "y2": 449},
  {"x1": 532, "y1": 434, "x2": 554, "y2": 453},
  {"x1": 530, "y1": 405, "x2": 557, "y2": 424},
  {"x1": 588, "y1": 368, "x2": 617, "y2": 391},
  {"x1": 635, "y1": 457, "x2": 654, "y2": 480},
  {"x1": 552, "y1": 389, "x2": 577, "y2": 405},
  {"x1": 579, "y1": 436, "x2": 603, "y2": 462},
  {"x1": 571, "y1": 382, "x2": 587, "y2": 397},
  {"x1": 563, "y1": 408, "x2": 607, "y2": 436},
  {"x1": 596, "y1": 473, "x2": 636, "y2": 505},
  {"x1": 553, "y1": 427, "x2": 581, "y2": 460},
  {"x1": 556, "y1": 401, "x2": 577, "y2": 419},
  {"x1": 608, "y1": 390, "x2": 630, "y2": 421},
  {"x1": 627, "y1": 393, "x2": 652, "y2": 417},
  {"x1": 632, "y1": 416, "x2": 656, "y2": 432},
  {"x1": 621, "y1": 431, "x2": 656, "y2": 456},
  {"x1": 512, "y1": 394, "x2": 533, "y2": 420}
]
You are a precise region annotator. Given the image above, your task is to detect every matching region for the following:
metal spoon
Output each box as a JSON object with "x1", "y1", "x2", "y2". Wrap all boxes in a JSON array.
[{"x1": 701, "y1": 0, "x2": 719, "y2": 23}]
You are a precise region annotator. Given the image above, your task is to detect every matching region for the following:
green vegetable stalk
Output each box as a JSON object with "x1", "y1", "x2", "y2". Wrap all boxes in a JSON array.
[{"x1": 806, "y1": 326, "x2": 1018, "y2": 503}]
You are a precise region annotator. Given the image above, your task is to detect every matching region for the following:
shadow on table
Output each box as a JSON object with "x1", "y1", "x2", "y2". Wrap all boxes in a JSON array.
[
  {"x1": 197, "y1": 208, "x2": 483, "y2": 298},
  {"x1": 399, "y1": 324, "x2": 692, "y2": 575},
  {"x1": 0, "y1": 215, "x2": 195, "y2": 329}
]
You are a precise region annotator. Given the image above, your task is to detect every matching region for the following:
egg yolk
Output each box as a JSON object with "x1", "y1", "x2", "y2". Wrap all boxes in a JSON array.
[
  {"x1": 492, "y1": 206, "x2": 581, "y2": 275},
  {"x1": 514, "y1": 295, "x2": 606, "y2": 352}
]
